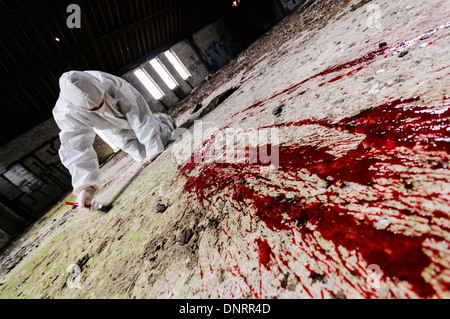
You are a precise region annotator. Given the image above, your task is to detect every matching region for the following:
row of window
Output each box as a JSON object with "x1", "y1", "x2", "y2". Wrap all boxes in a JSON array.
[{"x1": 134, "y1": 49, "x2": 191, "y2": 100}]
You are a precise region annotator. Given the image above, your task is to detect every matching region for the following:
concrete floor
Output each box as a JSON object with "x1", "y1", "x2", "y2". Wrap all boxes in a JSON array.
[{"x1": 0, "y1": 0, "x2": 449, "y2": 299}]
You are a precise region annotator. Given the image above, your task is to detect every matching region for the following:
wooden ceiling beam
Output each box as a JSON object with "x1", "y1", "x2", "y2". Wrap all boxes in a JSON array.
[
  {"x1": 0, "y1": 0, "x2": 69, "y2": 22},
  {"x1": 17, "y1": 12, "x2": 55, "y2": 73},
  {"x1": 1, "y1": 5, "x2": 176, "y2": 88},
  {"x1": 79, "y1": 0, "x2": 107, "y2": 70}
]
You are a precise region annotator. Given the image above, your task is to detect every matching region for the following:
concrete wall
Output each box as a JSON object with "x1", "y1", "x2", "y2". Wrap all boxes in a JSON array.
[
  {"x1": 192, "y1": 0, "x2": 287, "y2": 72},
  {"x1": 0, "y1": 118, "x2": 70, "y2": 247},
  {"x1": 279, "y1": 0, "x2": 306, "y2": 14},
  {"x1": 0, "y1": 201, "x2": 27, "y2": 248},
  {"x1": 193, "y1": 18, "x2": 247, "y2": 72},
  {"x1": 241, "y1": 0, "x2": 286, "y2": 34},
  {"x1": 0, "y1": 117, "x2": 60, "y2": 172},
  {"x1": 170, "y1": 39, "x2": 210, "y2": 88}
]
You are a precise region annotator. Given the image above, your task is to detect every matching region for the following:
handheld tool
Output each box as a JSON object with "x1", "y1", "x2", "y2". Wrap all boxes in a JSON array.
[
  {"x1": 63, "y1": 163, "x2": 145, "y2": 214},
  {"x1": 65, "y1": 201, "x2": 113, "y2": 213},
  {"x1": 63, "y1": 136, "x2": 176, "y2": 214}
]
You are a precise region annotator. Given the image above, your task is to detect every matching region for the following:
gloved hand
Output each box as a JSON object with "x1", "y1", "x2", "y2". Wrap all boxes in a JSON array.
[
  {"x1": 141, "y1": 153, "x2": 159, "y2": 168},
  {"x1": 76, "y1": 186, "x2": 97, "y2": 209}
]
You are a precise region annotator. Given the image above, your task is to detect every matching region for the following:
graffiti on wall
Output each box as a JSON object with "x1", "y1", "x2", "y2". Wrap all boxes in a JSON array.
[
  {"x1": 0, "y1": 137, "x2": 71, "y2": 219},
  {"x1": 204, "y1": 34, "x2": 243, "y2": 72},
  {"x1": 3, "y1": 164, "x2": 42, "y2": 195}
]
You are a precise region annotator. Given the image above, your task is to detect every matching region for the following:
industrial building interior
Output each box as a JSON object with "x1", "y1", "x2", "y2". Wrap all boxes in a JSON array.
[{"x1": 0, "y1": 0, "x2": 449, "y2": 300}]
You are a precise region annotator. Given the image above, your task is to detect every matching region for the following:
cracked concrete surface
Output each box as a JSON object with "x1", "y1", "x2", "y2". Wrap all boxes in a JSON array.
[{"x1": 0, "y1": 0, "x2": 449, "y2": 299}]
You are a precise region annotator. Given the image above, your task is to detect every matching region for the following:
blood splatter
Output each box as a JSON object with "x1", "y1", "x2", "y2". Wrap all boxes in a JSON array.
[
  {"x1": 181, "y1": 22, "x2": 450, "y2": 298},
  {"x1": 227, "y1": 21, "x2": 450, "y2": 121},
  {"x1": 183, "y1": 95, "x2": 449, "y2": 298},
  {"x1": 256, "y1": 237, "x2": 274, "y2": 271}
]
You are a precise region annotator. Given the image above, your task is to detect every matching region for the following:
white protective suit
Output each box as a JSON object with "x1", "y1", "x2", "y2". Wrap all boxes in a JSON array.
[{"x1": 53, "y1": 70, "x2": 175, "y2": 196}]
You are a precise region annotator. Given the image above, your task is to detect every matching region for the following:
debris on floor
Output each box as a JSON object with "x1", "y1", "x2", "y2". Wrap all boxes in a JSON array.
[{"x1": 0, "y1": 0, "x2": 449, "y2": 299}]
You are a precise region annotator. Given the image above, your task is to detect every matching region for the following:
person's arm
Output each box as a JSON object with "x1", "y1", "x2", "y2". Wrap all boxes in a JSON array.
[
  {"x1": 113, "y1": 79, "x2": 173, "y2": 160},
  {"x1": 55, "y1": 111, "x2": 100, "y2": 199}
]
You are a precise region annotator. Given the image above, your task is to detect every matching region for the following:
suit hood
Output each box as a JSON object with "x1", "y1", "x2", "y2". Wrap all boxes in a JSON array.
[{"x1": 59, "y1": 71, "x2": 105, "y2": 111}]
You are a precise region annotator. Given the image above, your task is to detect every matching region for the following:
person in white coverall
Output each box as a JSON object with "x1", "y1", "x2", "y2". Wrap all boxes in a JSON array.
[{"x1": 53, "y1": 70, "x2": 175, "y2": 209}]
